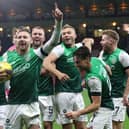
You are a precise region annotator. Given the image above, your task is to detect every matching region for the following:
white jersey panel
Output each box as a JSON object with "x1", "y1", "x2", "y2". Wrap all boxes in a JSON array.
[
  {"x1": 119, "y1": 51, "x2": 129, "y2": 68},
  {"x1": 87, "y1": 77, "x2": 102, "y2": 93}
]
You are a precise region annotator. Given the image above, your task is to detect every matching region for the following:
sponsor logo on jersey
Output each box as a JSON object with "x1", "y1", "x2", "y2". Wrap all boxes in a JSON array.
[
  {"x1": 110, "y1": 57, "x2": 117, "y2": 65},
  {"x1": 13, "y1": 63, "x2": 30, "y2": 76}
]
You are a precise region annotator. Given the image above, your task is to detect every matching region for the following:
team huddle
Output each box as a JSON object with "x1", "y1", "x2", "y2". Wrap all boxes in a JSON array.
[{"x1": 0, "y1": 4, "x2": 129, "y2": 129}]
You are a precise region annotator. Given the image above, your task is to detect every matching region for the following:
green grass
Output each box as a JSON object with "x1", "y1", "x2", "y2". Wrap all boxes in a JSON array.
[{"x1": 124, "y1": 115, "x2": 129, "y2": 129}]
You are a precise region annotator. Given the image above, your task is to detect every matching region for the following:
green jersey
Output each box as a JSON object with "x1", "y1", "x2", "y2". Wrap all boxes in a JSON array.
[
  {"x1": 0, "y1": 83, "x2": 7, "y2": 105},
  {"x1": 3, "y1": 48, "x2": 45, "y2": 104},
  {"x1": 0, "y1": 57, "x2": 7, "y2": 105},
  {"x1": 51, "y1": 43, "x2": 83, "y2": 93},
  {"x1": 38, "y1": 71, "x2": 54, "y2": 96},
  {"x1": 36, "y1": 20, "x2": 62, "y2": 96},
  {"x1": 85, "y1": 57, "x2": 114, "y2": 109},
  {"x1": 100, "y1": 48, "x2": 129, "y2": 97}
]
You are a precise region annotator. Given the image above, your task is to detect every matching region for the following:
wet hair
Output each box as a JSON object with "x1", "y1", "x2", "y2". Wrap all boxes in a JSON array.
[
  {"x1": 102, "y1": 29, "x2": 119, "y2": 43},
  {"x1": 73, "y1": 46, "x2": 91, "y2": 60}
]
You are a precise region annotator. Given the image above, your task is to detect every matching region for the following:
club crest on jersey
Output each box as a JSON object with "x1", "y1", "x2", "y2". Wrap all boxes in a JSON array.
[
  {"x1": 110, "y1": 57, "x2": 117, "y2": 65},
  {"x1": 24, "y1": 54, "x2": 31, "y2": 61}
]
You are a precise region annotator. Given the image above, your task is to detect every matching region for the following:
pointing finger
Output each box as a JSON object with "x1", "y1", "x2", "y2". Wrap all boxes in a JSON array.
[{"x1": 54, "y1": 2, "x2": 58, "y2": 9}]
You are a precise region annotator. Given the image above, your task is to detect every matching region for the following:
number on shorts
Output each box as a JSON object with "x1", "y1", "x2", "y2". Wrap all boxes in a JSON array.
[
  {"x1": 49, "y1": 106, "x2": 53, "y2": 114},
  {"x1": 114, "y1": 106, "x2": 120, "y2": 115}
]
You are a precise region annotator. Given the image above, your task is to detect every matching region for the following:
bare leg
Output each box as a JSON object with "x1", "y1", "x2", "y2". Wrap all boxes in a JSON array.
[
  {"x1": 113, "y1": 121, "x2": 123, "y2": 129},
  {"x1": 28, "y1": 124, "x2": 40, "y2": 129},
  {"x1": 74, "y1": 121, "x2": 87, "y2": 129},
  {"x1": 62, "y1": 123, "x2": 73, "y2": 129},
  {"x1": 0, "y1": 126, "x2": 3, "y2": 129},
  {"x1": 44, "y1": 121, "x2": 53, "y2": 129}
]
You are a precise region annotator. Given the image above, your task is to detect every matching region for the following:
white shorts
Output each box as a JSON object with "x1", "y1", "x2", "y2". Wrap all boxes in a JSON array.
[
  {"x1": 0, "y1": 105, "x2": 9, "y2": 128},
  {"x1": 87, "y1": 107, "x2": 113, "y2": 129},
  {"x1": 38, "y1": 95, "x2": 55, "y2": 121},
  {"x1": 5, "y1": 102, "x2": 41, "y2": 129},
  {"x1": 112, "y1": 98, "x2": 126, "y2": 122},
  {"x1": 55, "y1": 92, "x2": 88, "y2": 124}
]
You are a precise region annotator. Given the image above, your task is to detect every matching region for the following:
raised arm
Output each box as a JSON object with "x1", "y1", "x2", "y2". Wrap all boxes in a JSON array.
[
  {"x1": 42, "y1": 3, "x2": 63, "y2": 54},
  {"x1": 82, "y1": 38, "x2": 94, "y2": 52}
]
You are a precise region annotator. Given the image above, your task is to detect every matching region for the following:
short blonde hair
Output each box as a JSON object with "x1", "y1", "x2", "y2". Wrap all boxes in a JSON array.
[
  {"x1": 102, "y1": 29, "x2": 119, "y2": 43},
  {"x1": 62, "y1": 24, "x2": 76, "y2": 31}
]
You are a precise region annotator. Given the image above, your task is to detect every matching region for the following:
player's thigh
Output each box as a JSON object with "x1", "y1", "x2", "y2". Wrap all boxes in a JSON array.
[
  {"x1": 73, "y1": 93, "x2": 87, "y2": 122},
  {"x1": 22, "y1": 102, "x2": 41, "y2": 129},
  {"x1": 87, "y1": 108, "x2": 113, "y2": 129},
  {"x1": 0, "y1": 105, "x2": 9, "y2": 128},
  {"x1": 38, "y1": 95, "x2": 55, "y2": 121},
  {"x1": 112, "y1": 98, "x2": 126, "y2": 122},
  {"x1": 55, "y1": 92, "x2": 87, "y2": 124},
  {"x1": 5, "y1": 105, "x2": 22, "y2": 129},
  {"x1": 55, "y1": 92, "x2": 75, "y2": 124}
]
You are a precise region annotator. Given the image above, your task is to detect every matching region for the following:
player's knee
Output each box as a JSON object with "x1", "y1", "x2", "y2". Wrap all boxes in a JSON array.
[
  {"x1": 28, "y1": 125, "x2": 40, "y2": 129},
  {"x1": 44, "y1": 121, "x2": 53, "y2": 129}
]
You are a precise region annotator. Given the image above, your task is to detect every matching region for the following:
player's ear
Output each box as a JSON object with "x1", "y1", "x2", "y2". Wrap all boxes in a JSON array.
[
  {"x1": 74, "y1": 32, "x2": 77, "y2": 39},
  {"x1": 43, "y1": 36, "x2": 46, "y2": 43},
  {"x1": 75, "y1": 33, "x2": 77, "y2": 39}
]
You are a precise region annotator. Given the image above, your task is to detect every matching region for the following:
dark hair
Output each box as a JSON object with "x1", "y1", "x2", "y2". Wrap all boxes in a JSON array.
[
  {"x1": 32, "y1": 26, "x2": 45, "y2": 33},
  {"x1": 74, "y1": 46, "x2": 91, "y2": 60}
]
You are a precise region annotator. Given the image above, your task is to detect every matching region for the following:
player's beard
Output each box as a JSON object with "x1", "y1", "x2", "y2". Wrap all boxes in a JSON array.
[
  {"x1": 16, "y1": 41, "x2": 30, "y2": 54},
  {"x1": 63, "y1": 39, "x2": 75, "y2": 47},
  {"x1": 32, "y1": 41, "x2": 42, "y2": 49}
]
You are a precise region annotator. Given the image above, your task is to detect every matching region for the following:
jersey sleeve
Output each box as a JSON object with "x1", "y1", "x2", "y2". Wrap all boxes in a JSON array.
[
  {"x1": 98, "y1": 50, "x2": 104, "y2": 59},
  {"x1": 119, "y1": 51, "x2": 129, "y2": 69},
  {"x1": 41, "y1": 20, "x2": 62, "y2": 54},
  {"x1": 87, "y1": 77, "x2": 102, "y2": 96},
  {"x1": 34, "y1": 20, "x2": 62, "y2": 58},
  {"x1": 51, "y1": 45, "x2": 64, "y2": 58},
  {"x1": 34, "y1": 47, "x2": 46, "y2": 59},
  {"x1": 99, "y1": 58, "x2": 107, "y2": 67}
]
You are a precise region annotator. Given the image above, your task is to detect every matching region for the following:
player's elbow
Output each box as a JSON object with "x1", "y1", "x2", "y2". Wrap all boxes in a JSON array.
[{"x1": 43, "y1": 57, "x2": 50, "y2": 70}]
